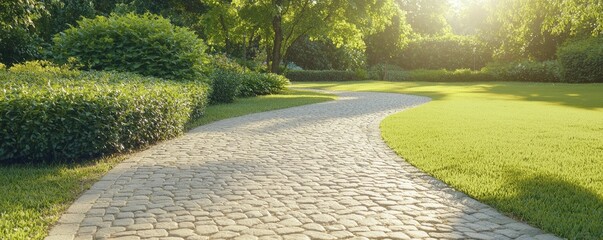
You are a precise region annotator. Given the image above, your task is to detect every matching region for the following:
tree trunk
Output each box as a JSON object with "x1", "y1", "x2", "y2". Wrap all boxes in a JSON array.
[{"x1": 270, "y1": 1, "x2": 284, "y2": 73}]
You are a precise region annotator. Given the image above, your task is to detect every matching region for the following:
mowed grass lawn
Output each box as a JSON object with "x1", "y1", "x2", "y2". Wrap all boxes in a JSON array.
[
  {"x1": 295, "y1": 81, "x2": 603, "y2": 239},
  {"x1": 0, "y1": 89, "x2": 335, "y2": 240}
]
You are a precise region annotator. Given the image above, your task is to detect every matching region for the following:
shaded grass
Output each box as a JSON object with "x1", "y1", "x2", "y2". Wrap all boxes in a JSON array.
[
  {"x1": 0, "y1": 88, "x2": 335, "y2": 240},
  {"x1": 294, "y1": 81, "x2": 603, "y2": 239}
]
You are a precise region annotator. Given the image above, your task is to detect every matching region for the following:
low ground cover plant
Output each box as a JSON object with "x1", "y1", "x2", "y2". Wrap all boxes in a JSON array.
[{"x1": 0, "y1": 62, "x2": 209, "y2": 163}]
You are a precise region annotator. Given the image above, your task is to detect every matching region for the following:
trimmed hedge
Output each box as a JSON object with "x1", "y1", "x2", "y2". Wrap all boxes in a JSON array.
[
  {"x1": 395, "y1": 35, "x2": 492, "y2": 70},
  {"x1": 483, "y1": 61, "x2": 561, "y2": 82},
  {"x1": 285, "y1": 70, "x2": 361, "y2": 82},
  {"x1": 53, "y1": 13, "x2": 207, "y2": 81},
  {"x1": 557, "y1": 37, "x2": 603, "y2": 83},
  {"x1": 0, "y1": 64, "x2": 208, "y2": 163},
  {"x1": 376, "y1": 69, "x2": 492, "y2": 82}
]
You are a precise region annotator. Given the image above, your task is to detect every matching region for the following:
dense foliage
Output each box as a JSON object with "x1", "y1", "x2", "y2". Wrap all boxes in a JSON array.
[
  {"x1": 396, "y1": 35, "x2": 492, "y2": 70},
  {"x1": 286, "y1": 70, "x2": 362, "y2": 82},
  {"x1": 0, "y1": 62, "x2": 209, "y2": 163},
  {"x1": 557, "y1": 37, "x2": 603, "y2": 83},
  {"x1": 238, "y1": 73, "x2": 289, "y2": 97},
  {"x1": 53, "y1": 13, "x2": 206, "y2": 80},
  {"x1": 484, "y1": 61, "x2": 561, "y2": 83},
  {"x1": 209, "y1": 69, "x2": 242, "y2": 104}
]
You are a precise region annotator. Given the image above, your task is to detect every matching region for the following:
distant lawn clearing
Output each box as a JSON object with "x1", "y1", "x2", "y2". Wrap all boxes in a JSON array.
[
  {"x1": 0, "y1": 89, "x2": 335, "y2": 240},
  {"x1": 294, "y1": 81, "x2": 603, "y2": 239}
]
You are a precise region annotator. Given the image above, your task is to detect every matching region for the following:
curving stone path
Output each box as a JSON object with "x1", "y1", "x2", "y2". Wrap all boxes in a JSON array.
[{"x1": 46, "y1": 91, "x2": 560, "y2": 240}]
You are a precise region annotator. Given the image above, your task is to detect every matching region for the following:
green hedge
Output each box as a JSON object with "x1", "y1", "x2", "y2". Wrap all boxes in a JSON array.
[
  {"x1": 483, "y1": 61, "x2": 561, "y2": 82},
  {"x1": 557, "y1": 37, "x2": 603, "y2": 83},
  {"x1": 395, "y1": 35, "x2": 492, "y2": 70},
  {"x1": 53, "y1": 13, "x2": 207, "y2": 81},
  {"x1": 285, "y1": 70, "x2": 361, "y2": 82},
  {"x1": 239, "y1": 73, "x2": 289, "y2": 97},
  {"x1": 0, "y1": 65, "x2": 208, "y2": 163},
  {"x1": 377, "y1": 69, "x2": 491, "y2": 82},
  {"x1": 209, "y1": 69, "x2": 242, "y2": 104}
]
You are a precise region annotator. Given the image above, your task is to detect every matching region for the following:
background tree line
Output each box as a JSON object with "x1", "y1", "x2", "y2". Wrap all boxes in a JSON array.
[{"x1": 1, "y1": 0, "x2": 602, "y2": 72}]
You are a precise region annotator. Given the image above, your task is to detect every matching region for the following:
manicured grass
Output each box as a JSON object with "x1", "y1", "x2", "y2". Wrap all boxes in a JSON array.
[
  {"x1": 294, "y1": 81, "x2": 603, "y2": 239},
  {"x1": 0, "y1": 89, "x2": 335, "y2": 240}
]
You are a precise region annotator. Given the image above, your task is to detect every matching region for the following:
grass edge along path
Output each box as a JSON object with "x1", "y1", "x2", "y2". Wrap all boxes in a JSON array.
[
  {"x1": 293, "y1": 81, "x2": 603, "y2": 239},
  {"x1": 0, "y1": 89, "x2": 336, "y2": 240}
]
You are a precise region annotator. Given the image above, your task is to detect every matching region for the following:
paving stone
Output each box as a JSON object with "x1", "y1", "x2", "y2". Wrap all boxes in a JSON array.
[
  {"x1": 302, "y1": 231, "x2": 337, "y2": 240},
  {"x1": 46, "y1": 91, "x2": 561, "y2": 240},
  {"x1": 194, "y1": 225, "x2": 218, "y2": 235},
  {"x1": 170, "y1": 229, "x2": 195, "y2": 237},
  {"x1": 137, "y1": 229, "x2": 169, "y2": 238}
]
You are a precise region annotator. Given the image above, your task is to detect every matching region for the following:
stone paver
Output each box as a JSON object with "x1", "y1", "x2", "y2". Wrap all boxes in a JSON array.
[{"x1": 46, "y1": 91, "x2": 561, "y2": 239}]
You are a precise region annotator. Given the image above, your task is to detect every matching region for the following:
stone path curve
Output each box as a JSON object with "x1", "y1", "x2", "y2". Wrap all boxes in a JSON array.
[{"x1": 46, "y1": 91, "x2": 560, "y2": 240}]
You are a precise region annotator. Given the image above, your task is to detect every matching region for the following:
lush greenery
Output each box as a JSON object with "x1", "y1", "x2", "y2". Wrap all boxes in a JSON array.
[
  {"x1": 0, "y1": 89, "x2": 335, "y2": 240},
  {"x1": 484, "y1": 61, "x2": 561, "y2": 82},
  {"x1": 52, "y1": 13, "x2": 206, "y2": 80},
  {"x1": 395, "y1": 35, "x2": 492, "y2": 70},
  {"x1": 557, "y1": 37, "x2": 603, "y2": 83},
  {"x1": 294, "y1": 81, "x2": 603, "y2": 239},
  {"x1": 238, "y1": 72, "x2": 289, "y2": 97},
  {"x1": 0, "y1": 62, "x2": 209, "y2": 163},
  {"x1": 209, "y1": 69, "x2": 243, "y2": 103},
  {"x1": 285, "y1": 70, "x2": 362, "y2": 82}
]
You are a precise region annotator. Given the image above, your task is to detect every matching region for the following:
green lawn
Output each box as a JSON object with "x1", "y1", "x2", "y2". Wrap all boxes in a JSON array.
[
  {"x1": 0, "y1": 89, "x2": 335, "y2": 240},
  {"x1": 294, "y1": 81, "x2": 603, "y2": 239}
]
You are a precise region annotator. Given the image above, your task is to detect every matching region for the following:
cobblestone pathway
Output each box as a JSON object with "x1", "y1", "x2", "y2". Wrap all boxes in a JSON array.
[{"x1": 46, "y1": 91, "x2": 560, "y2": 240}]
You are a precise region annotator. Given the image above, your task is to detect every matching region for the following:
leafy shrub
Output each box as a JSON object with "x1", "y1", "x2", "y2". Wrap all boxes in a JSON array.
[
  {"x1": 207, "y1": 54, "x2": 247, "y2": 74},
  {"x1": 285, "y1": 37, "x2": 366, "y2": 70},
  {"x1": 52, "y1": 13, "x2": 207, "y2": 81},
  {"x1": 484, "y1": 61, "x2": 561, "y2": 82},
  {"x1": 395, "y1": 35, "x2": 492, "y2": 70},
  {"x1": 285, "y1": 70, "x2": 363, "y2": 81},
  {"x1": 239, "y1": 73, "x2": 289, "y2": 97},
  {"x1": 368, "y1": 64, "x2": 405, "y2": 80},
  {"x1": 209, "y1": 69, "x2": 242, "y2": 103},
  {"x1": 0, "y1": 68, "x2": 208, "y2": 163},
  {"x1": 0, "y1": 63, "x2": 5, "y2": 71},
  {"x1": 557, "y1": 37, "x2": 603, "y2": 83}
]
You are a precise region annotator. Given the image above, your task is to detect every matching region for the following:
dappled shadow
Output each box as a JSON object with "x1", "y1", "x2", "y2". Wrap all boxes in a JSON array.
[
  {"x1": 483, "y1": 170, "x2": 603, "y2": 239},
  {"x1": 486, "y1": 83, "x2": 603, "y2": 110},
  {"x1": 294, "y1": 81, "x2": 603, "y2": 111}
]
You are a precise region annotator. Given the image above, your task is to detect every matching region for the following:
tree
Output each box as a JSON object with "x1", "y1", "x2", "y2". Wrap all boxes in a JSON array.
[
  {"x1": 396, "y1": 0, "x2": 451, "y2": 36},
  {"x1": 231, "y1": 0, "x2": 396, "y2": 73},
  {"x1": 364, "y1": 10, "x2": 413, "y2": 66},
  {"x1": 484, "y1": 0, "x2": 602, "y2": 61},
  {"x1": 0, "y1": 0, "x2": 46, "y2": 64}
]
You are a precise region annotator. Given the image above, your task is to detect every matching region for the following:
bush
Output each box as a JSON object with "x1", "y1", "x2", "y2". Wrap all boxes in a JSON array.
[
  {"x1": 52, "y1": 13, "x2": 207, "y2": 81},
  {"x1": 209, "y1": 69, "x2": 242, "y2": 103},
  {"x1": 557, "y1": 37, "x2": 603, "y2": 83},
  {"x1": 285, "y1": 70, "x2": 362, "y2": 81},
  {"x1": 484, "y1": 61, "x2": 561, "y2": 82},
  {"x1": 207, "y1": 54, "x2": 247, "y2": 74},
  {"x1": 0, "y1": 66, "x2": 208, "y2": 163},
  {"x1": 395, "y1": 35, "x2": 492, "y2": 70},
  {"x1": 239, "y1": 73, "x2": 289, "y2": 97}
]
